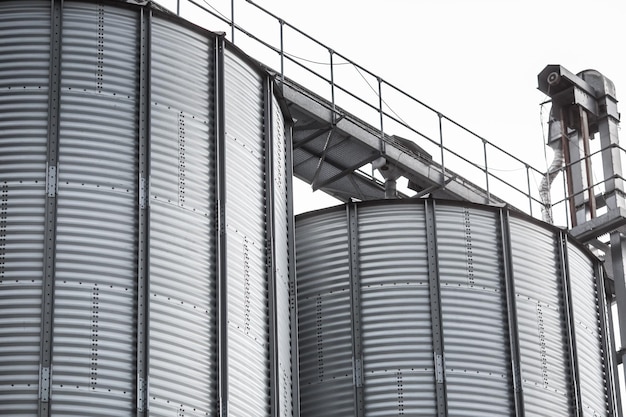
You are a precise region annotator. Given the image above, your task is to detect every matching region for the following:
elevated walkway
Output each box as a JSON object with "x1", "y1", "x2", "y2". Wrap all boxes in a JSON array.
[
  {"x1": 283, "y1": 77, "x2": 506, "y2": 205},
  {"x1": 171, "y1": 0, "x2": 546, "y2": 217}
]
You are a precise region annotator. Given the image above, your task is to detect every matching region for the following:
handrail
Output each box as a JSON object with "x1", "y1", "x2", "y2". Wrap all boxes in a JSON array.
[{"x1": 169, "y1": 0, "x2": 615, "y2": 228}]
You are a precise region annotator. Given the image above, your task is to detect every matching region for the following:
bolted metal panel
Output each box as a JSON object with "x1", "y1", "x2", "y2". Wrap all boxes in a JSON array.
[
  {"x1": 0, "y1": 1, "x2": 293, "y2": 415},
  {"x1": 0, "y1": 1, "x2": 50, "y2": 184},
  {"x1": 425, "y1": 200, "x2": 447, "y2": 417},
  {"x1": 149, "y1": 13, "x2": 216, "y2": 416},
  {"x1": 273, "y1": 93, "x2": 294, "y2": 417},
  {"x1": 347, "y1": 205, "x2": 364, "y2": 417},
  {"x1": 150, "y1": 17, "x2": 214, "y2": 212},
  {"x1": 286, "y1": 121, "x2": 301, "y2": 417},
  {"x1": 508, "y1": 216, "x2": 572, "y2": 416},
  {"x1": 296, "y1": 210, "x2": 355, "y2": 417},
  {"x1": 358, "y1": 203, "x2": 436, "y2": 416},
  {"x1": 50, "y1": 3, "x2": 139, "y2": 415},
  {"x1": 500, "y1": 209, "x2": 525, "y2": 417},
  {"x1": 568, "y1": 243, "x2": 609, "y2": 417},
  {"x1": 435, "y1": 205, "x2": 513, "y2": 416},
  {"x1": 296, "y1": 200, "x2": 612, "y2": 417},
  {"x1": 0, "y1": 1, "x2": 49, "y2": 415},
  {"x1": 136, "y1": 6, "x2": 150, "y2": 415},
  {"x1": 223, "y1": 49, "x2": 270, "y2": 415}
]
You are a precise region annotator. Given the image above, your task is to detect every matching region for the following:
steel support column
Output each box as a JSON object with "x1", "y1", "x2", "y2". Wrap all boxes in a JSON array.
[
  {"x1": 597, "y1": 94, "x2": 624, "y2": 212},
  {"x1": 499, "y1": 209, "x2": 525, "y2": 417},
  {"x1": 425, "y1": 200, "x2": 447, "y2": 417},
  {"x1": 610, "y1": 231, "x2": 626, "y2": 403},
  {"x1": 347, "y1": 204, "x2": 364, "y2": 417},
  {"x1": 39, "y1": 1, "x2": 63, "y2": 415},
  {"x1": 286, "y1": 121, "x2": 301, "y2": 417},
  {"x1": 557, "y1": 233, "x2": 583, "y2": 416},
  {"x1": 136, "y1": 7, "x2": 151, "y2": 416},
  {"x1": 215, "y1": 34, "x2": 228, "y2": 417},
  {"x1": 265, "y1": 76, "x2": 279, "y2": 417},
  {"x1": 597, "y1": 265, "x2": 622, "y2": 416}
]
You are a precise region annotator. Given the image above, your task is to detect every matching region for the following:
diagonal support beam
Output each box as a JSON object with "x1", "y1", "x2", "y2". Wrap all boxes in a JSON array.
[
  {"x1": 310, "y1": 128, "x2": 335, "y2": 189},
  {"x1": 312, "y1": 153, "x2": 379, "y2": 191},
  {"x1": 292, "y1": 126, "x2": 332, "y2": 150},
  {"x1": 294, "y1": 144, "x2": 386, "y2": 201}
]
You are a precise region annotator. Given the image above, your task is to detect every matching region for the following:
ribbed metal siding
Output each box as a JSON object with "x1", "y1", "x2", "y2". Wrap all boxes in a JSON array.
[
  {"x1": 0, "y1": 1, "x2": 50, "y2": 415},
  {"x1": 149, "y1": 15, "x2": 216, "y2": 416},
  {"x1": 568, "y1": 244, "x2": 608, "y2": 417},
  {"x1": 295, "y1": 200, "x2": 613, "y2": 417},
  {"x1": 223, "y1": 49, "x2": 270, "y2": 416},
  {"x1": 0, "y1": 1, "x2": 294, "y2": 416},
  {"x1": 508, "y1": 217, "x2": 572, "y2": 416},
  {"x1": 0, "y1": 2, "x2": 49, "y2": 414},
  {"x1": 436, "y1": 205, "x2": 513, "y2": 416},
  {"x1": 273, "y1": 94, "x2": 293, "y2": 417},
  {"x1": 358, "y1": 204, "x2": 435, "y2": 416},
  {"x1": 51, "y1": 3, "x2": 138, "y2": 415},
  {"x1": 296, "y1": 210, "x2": 355, "y2": 417}
]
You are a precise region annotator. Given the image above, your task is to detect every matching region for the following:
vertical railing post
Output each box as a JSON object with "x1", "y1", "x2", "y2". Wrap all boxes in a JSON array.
[
  {"x1": 230, "y1": 0, "x2": 235, "y2": 43},
  {"x1": 526, "y1": 164, "x2": 532, "y2": 216},
  {"x1": 438, "y1": 113, "x2": 445, "y2": 187},
  {"x1": 329, "y1": 49, "x2": 335, "y2": 123},
  {"x1": 483, "y1": 140, "x2": 490, "y2": 201},
  {"x1": 279, "y1": 19, "x2": 284, "y2": 89},
  {"x1": 378, "y1": 77, "x2": 385, "y2": 153}
]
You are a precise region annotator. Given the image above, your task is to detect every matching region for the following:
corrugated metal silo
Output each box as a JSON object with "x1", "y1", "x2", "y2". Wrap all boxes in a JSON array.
[
  {"x1": 0, "y1": 1, "x2": 295, "y2": 416},
  {"x1": 295, "y1": 199, "x2": 617, "y2": 416}
]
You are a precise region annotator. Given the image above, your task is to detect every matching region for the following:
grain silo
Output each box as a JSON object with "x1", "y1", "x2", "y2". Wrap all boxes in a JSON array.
[
  {"x1": 0, "y1": 0, "x2": 295, "y2": 415},
  {"x1": 295, "y1": 199, "x2": 617, "y2": 416}
]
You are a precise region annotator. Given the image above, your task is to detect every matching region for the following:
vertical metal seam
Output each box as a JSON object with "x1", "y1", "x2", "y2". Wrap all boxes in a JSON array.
[
  {"x1": 39, "y1": 1, "x2": 63, "y2": 415},
  {"x1": 136, "y1": 7, "x2": 151, "y2": 416},
  {"x1": 596, "y1": 265, "x2": 621, "y2": 416},
  {"x1": 499, "y1": 209, "x2": 525, "y2": 417},
  {"x1": 265, "y1": 76, "x2": 279, "y2": 417},
  {"x1": 215, "y1": 34, "x2": 228, "y2": 417},
  {"x1": 425, "y1": 199, "x2": 447, "y2": 417},
  {"x1": 286, "y1": 121, "x2": 300, "y2": 417},
  {"x1": 347, "y1": 203, "x2": 364, "y2": 417},
  {"x1": 558, "y1": 232, "x2": 583, "y2": 416}
]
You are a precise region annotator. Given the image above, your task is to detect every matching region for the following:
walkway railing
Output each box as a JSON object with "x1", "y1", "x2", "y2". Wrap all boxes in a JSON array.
[{"x1": 163, "y1": 0, "x2": 619, "y2": 229}]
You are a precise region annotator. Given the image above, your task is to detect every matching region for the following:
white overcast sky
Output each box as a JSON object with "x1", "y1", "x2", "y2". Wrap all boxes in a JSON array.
[{"x1": 168, "y1": 0, "x2": 626, "y2": 214}]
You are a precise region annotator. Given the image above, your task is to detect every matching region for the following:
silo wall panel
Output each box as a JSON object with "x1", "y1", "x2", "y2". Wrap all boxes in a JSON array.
[
  {"x1": 0, "y1": 1, "x2": 292, "y2": 416},
  {"x1": 435, "y1": 205, "x2": 513, "y2": 416},
  {"x1": 273, "y1": 94, "x2": 294, "y2": 417},
  {"x1": 568, "y1": 244, "x2": 608, "y2": 417},
  {"x1": 50, "y1": 3, "x2": 139, "y2": 415},
  {"x1": 509, "y1": 217, "x2": 572, "y2": 416},
  {"x1": 296, "y1": 211, "x2": 355, "y2": 417},
  {"x1": 149, "y1": 15, "x2": 216, "y2": 416},
  {"x1": 296, "y1": 200, "x2": 614, "y2": 417},
  {"x1": 357, "y1": 204, "x2": 436, "y2": 416},
  {"x1": 0, "y1": 2, "x2": 49, "y2": 414},
  {"x1": 224, "y1": 49, "x2": 270, "y2": 415}
]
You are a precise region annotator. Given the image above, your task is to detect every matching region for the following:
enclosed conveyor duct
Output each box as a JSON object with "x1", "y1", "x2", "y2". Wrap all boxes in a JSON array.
[
  {"x1": 295, "y1": 199, "x2": 618, "y2": 417},
  {"x1": 0, "y1": 1, "x2": 295, "y2": 416}
]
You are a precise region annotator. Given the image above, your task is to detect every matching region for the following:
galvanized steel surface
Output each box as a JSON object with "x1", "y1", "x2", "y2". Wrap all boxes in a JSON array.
[
  {"x1": 224, "y1": 48, "x2": 270, "y2": 416},
  {"x1": 0, "y1": 1, "x2": 292, "y2": 416},
  {"x1": 149, "y1": 13, "x2": 216, "y2": 416},
  {"x1": 273, "y1": 94, "x2": 294, "y2": 417},
  {"x1": 295, "y1": 200, "x2": 614, "y2": 417},
  {"x1": 0, "y1": 2, "x2": 50, "y2": 415},
  {"x1": 568, "y1": 245, "x2": 609, "y2": 417},
  {"x1": 296, "y1": 210, "x2": 355, "y2": 416}
]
